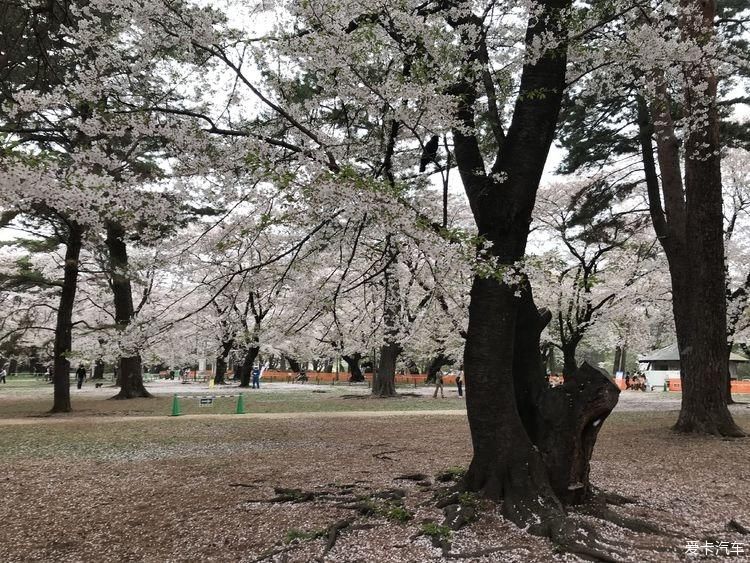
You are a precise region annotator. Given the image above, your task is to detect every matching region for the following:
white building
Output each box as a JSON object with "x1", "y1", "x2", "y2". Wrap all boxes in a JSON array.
[{"x1": 638, "y1": 343, "x2": 749, "y2": 390}]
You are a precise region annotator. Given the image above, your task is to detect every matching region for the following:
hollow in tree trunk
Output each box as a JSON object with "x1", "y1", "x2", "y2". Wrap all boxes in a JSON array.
[{"x1": 51, "y1": 222, "x2": 84, "y2": 413}]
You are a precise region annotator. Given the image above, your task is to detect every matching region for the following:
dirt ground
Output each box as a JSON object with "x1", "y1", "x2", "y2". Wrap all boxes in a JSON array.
[{"x1": 1, "y1": 402, "x2": 749, "y2": 562}]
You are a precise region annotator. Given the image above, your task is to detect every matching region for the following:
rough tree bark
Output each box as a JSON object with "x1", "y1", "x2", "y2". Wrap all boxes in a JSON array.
[
  {"x1": 372, "y1": 342, "x2": 401, "y2": 397},
  {"x1": 371, "y1": 247, "x2": 401, "y2": 397},
  {"x1": 105, "y1": 222, "x2": 151, "y2": 399},
  {"x1": 342, "y1": 353, "x2": 364, "y2": 382},
  {"x1": 51, "y1": 222, "x2": 84, "y2": 413},
  {"x1": 239, "y1": 345, "x2": 259, "y2": 388},
  {"x1": 426, "y1": 353, "x2": 450, "y2": 384},
  {"x1": 93, "y1": 359, "x2": 105, "y2": 379},
  {"x1": 636, "y1": 3, "x2": 744, "y2": 437},
  {"x1": 448, "y1": 0, "x2": 619, "y2": 534},
  {"x1": 214, "y1": 337, "x2": 233, "y2": 385},
  {"x1": 285, "y1": 357, "x2": 301, "y2": 373},
  {"x1": 561, "y1": 340, "x2": 580, "y2": 379}
]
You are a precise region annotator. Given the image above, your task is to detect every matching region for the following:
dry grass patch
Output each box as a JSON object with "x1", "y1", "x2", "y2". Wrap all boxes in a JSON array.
[{"x1": 0, "y1": 409, "x2": 748, "y2": 562}]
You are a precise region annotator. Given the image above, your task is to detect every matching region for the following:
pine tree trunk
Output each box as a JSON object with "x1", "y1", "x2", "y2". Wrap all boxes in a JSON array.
[
  {"x1": 671, "y1": 270, "x2": 741, "y2": 434},
  {"x1": 51, "y1": 223, "x2": 84, "y2": 413},
  {"x1": 106, "y1": 223, "x2": 151, "y2": 399}
]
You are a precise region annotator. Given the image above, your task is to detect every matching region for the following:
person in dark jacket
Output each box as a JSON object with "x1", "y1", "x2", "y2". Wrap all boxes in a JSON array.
[
  {"x1": 76, "y1": 364, "x2": 86, "y2": 389},
  {"x1": 455, "y1": 372, "x2": 463, "y2": 397}
]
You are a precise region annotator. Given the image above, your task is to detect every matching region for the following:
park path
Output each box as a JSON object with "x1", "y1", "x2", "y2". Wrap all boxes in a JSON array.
[{"x1": 0, "y1": 409, "x2": 467, "y2": 426}]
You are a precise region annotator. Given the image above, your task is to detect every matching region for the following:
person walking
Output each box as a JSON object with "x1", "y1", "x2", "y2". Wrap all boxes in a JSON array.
[
  {"x1": 455, "y1": 371, "x2": 463, "y2": 397},
  {"x1": 76, "y1": 364, "x2": 86, "y2": 389},
  {"x1": 433, "y1": 370, "x2": 445, "y2": 398},
  {"x1": 0, "y1": 367, "x2": 6, "y2": 384}
]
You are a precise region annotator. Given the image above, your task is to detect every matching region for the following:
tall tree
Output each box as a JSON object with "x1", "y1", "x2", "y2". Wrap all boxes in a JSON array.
[
  {"x1": 556, "y1": 0, "x2": 748, "y2": 435},
  {"x1": 636, "y1": 0, "x2": 743, "y2": 435}
]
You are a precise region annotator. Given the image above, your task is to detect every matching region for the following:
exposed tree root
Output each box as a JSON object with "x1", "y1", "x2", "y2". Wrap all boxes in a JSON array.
[
  {"x1": 728, "y1": 519, "x2": 750, "y2": 535},
  {"x1": 249, "y1": 544, "x2": 300, "y2": 563},
  {"x1": 578, "y1": 503, "x2": 670, "y2": 536},
  {"x1": 441, "y1": 546, "x2": 508, "y2": 559},
  {"x1": 373, "y1": 449, "x2": 405, "y2": 461},
  {"x1": 322, "y1": 517, "x2": 355, "y2": 554},
  {"x1": 394, "y1": 473, "x2": 430, "y2": 482},
  {"x1": 672, "y1": 417, "x2": 746, "y2": 438},
  {"x1": 590, "y1": 487, "x2": 637, "y2": 506}
]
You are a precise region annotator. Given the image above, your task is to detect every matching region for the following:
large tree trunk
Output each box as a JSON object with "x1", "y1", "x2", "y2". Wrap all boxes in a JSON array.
[
  {"x1": 214, "y1": 338, "x2": 233, "y2": 385},
  {"x1": 670, "y1": 261, "x2": 741, "y2": 434},
  {"x1": 342, "y1": 353, "x2": 364, "y2": 382},
  {"x1": 106, "y1": 223, "x2": 151, "y2": 399},
  {"x1": 93, "y1": 359, "x2": 105, "y2": 379},
  {"x1": 447, "y1": 0, "x2": 621, "y2": 534},
  {"x1": 372, "y1": 341, "x2": 400, "y2": 397},
  {"x1": 239, "y1": 346, "x2": 259, "y2": 388},
  {"x1": 635, "y1": 0, "x2": 742, "y2": 435},
  {"x1": 425, "y1": 353, "x2": 450, "y2": 384},
  {"x1": 285, "y1": 357, "x2": 301, "y2": 373},
  {"x1": 50, "y1": 222, "x2": 84, "y2": 413},
  {"x1": 371, "y1": 249, "x2": 401, "y2": 398},
  {"x1": 463, "y1": 278, "x2": 619, "y2": 531}
]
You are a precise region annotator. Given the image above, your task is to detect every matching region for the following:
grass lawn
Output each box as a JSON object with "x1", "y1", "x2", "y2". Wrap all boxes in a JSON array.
[{"x1": 0, "y1": 377, "x2": 467, "y2": 418}]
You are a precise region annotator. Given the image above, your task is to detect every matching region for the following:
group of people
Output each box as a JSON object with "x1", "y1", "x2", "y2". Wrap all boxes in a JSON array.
[
  {"x1": 432, "y1": 370, "x2": 463, "y2": 398},
  {"x1": 624, "y1": 372, "x2": 648, "y2": 391}
]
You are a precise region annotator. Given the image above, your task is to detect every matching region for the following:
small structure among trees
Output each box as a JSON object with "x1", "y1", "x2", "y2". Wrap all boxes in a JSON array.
[{"x1": 639, "y1": 344, "x2": 750, "y2": 390}]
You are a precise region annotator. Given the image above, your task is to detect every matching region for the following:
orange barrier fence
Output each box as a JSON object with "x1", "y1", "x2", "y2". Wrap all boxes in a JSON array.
[{"x1": 667, "y1": 379, "x2": 750, "y2": 393}]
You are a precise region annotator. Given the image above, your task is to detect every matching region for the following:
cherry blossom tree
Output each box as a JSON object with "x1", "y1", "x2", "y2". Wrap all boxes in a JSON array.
[
  {"x1": 557, "y1": 0, "x2": 749, "y2": 435},
  {"x1": 530, "y1": 179, "x2": 660, "y2": 376}
]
